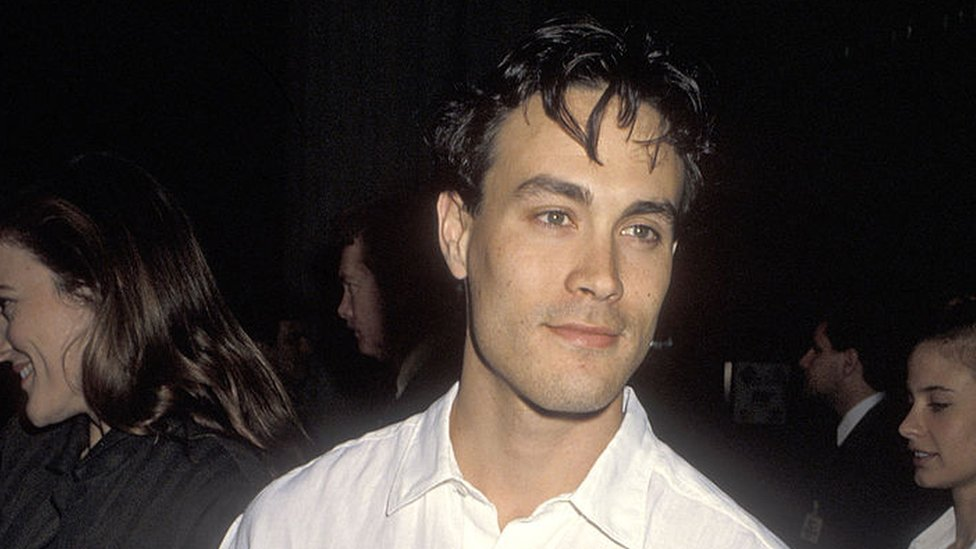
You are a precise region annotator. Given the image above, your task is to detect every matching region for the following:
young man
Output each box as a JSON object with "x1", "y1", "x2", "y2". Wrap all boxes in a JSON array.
[{"x1": 221, "y1": 17, "x2": 785, "y2": 548}]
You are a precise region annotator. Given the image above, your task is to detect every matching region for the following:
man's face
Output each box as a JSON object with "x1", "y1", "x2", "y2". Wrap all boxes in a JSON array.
[
  {"x1": 337, "y1": 236, "x2": 385, "y2": 359},
  {"x1": 798, "y1": 321, "x2": 845, "y2": 397},
  {"x1": 438, "y1": 88, "x2": 683, "y2": 414}
]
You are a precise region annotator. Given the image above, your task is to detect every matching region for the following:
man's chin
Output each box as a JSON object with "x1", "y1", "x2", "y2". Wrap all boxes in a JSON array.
[
  {"x1": 518, "y1": 384, "x2": 623, "y2": 418},
  {"x1": 357, "y1": 343, "x2": 385, "y2": 361}
]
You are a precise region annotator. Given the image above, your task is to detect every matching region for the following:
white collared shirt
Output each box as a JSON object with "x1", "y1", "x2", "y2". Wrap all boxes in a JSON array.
[
  {"x1": 836, "y1": 392, "x2": 885, "y2": 447},
  {"x1": 221, "y1": 384, "x2": 786, "y2": 548}
]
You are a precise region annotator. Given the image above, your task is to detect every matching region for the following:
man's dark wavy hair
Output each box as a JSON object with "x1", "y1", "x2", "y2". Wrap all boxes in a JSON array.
[{"x1": 430, "y1": 15, "x2": 712, "y2": 222}]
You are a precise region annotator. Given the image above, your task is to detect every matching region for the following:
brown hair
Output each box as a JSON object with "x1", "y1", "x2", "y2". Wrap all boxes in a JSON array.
[{"x1": 0, "y1": 153, "x2": 302, "y2": 450}]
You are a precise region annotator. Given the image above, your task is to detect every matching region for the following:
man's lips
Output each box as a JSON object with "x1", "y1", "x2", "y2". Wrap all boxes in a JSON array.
[{"x1": 547, "y1": 323, "x2": 620, "y2": 349}]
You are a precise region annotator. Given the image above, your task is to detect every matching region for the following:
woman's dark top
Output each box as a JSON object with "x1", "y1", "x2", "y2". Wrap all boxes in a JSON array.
[{"x1": 0, "y1": 414, "x2": 273, "y2": 549}]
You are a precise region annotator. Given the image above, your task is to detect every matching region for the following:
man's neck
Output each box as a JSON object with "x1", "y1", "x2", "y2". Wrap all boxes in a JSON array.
[
  {"x1": 832, "y1": 381, "x2": 877, "y2": 417},
  {"x1": 835, "y1": 391, "x2": 883, "y2": 446},
  {"x1": 449, "y1": 363, "x2": 624, "y2": 530}
]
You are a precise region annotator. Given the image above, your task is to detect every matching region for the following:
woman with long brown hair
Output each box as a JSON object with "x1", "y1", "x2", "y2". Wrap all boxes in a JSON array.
[{"x1": 0, "y1": 153, "x2": 303, "y2": 548}]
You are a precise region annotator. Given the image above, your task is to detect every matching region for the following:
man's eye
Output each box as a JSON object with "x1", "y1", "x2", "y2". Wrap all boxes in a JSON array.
[
  {"x1": 537, "y1": 210, "x2": 570, "y2": 226},
  {"x1": 621, "y1": 224, "x2": 659, "y2": 242}
]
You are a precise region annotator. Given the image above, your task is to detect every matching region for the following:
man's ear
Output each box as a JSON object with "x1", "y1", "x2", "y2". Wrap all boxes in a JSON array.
[
  {"x1": 437, "y1": 191, "x2": 471, "y2": 280},
  {"x1": 842, "y1": 348, "x2": 861, "y2": 377}
]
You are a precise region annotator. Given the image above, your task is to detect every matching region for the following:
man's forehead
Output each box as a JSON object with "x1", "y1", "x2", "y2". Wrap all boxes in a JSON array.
[
  {"x1": 512, "y1": 89, "x2": 668, "y2": 142},
  {"x1": 339, "y1": 240, "x2": 368, "y2": 273},
  {"x1": 505, "y1": 96, "x2": 673, "y2": 185},
  {"x1": 490, "y1": 91, "x2": 677, "y2": 177}
]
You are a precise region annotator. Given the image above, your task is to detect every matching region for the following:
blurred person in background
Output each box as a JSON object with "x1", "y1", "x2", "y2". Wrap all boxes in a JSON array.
[
  {"x1": 335, "y1": 190, "x2": 463, "y2": 423},
  {"x1": 793, "y1": 303, "x2": 947, "y2": 548}
]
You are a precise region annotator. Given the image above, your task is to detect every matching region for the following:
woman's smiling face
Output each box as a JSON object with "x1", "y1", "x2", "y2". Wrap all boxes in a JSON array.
[
  {"x1": 900, "y1": 340, "x2": 976, "y2": 498},
  {"x1": 0, "y1": 241, "x2": 93, "y2": 427}
]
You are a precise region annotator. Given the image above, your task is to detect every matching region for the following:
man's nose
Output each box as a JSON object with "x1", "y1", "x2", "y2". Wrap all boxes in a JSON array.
[
  {"x1": 337, "y1": 290, "x2": 353, "y2": 321},
  {"x1": 565, "y1": 237, "x2": 623, "y2": 301}
]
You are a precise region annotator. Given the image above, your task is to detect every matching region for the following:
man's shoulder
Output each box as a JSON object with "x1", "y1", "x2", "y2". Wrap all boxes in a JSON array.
[
  {"x1": 640, "y1": 436, "x2": 786, "y2": 548},
  {"x1": 241, "y1": 415, "x2": 421, "y2": 520},
  {"x1": 842, "y1": 394, "x2": 908, "y2": 454},
  {"x1": 647, "y1": 439, "x2": 751, "y2": 514},
  {"x1": 616, "y1": 391, "x2": 778, "y2": 540}
]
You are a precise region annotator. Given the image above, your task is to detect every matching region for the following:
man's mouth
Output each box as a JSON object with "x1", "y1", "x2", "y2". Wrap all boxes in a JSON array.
[{"x1": 547, "y1": 323, "x2": 620, "y2": 349}]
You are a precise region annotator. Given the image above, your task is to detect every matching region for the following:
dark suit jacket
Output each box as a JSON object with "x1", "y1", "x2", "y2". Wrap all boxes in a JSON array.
[{"x1": 799, "y1": 395, "x2": 949, "y2": 549}]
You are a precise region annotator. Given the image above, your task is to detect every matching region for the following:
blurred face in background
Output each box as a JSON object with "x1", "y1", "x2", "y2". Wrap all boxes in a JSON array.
[
  {"x1": 799, "y1": 322, "x2": 845, "y2": 397},
  {"x1": 900, "y1": 340, "x2": 976, "y2": 498},
  {"x1": 338, "y1": 236, "x2": 385, "y2": 359},
  {"x1": 0, "y1": 242, "x2": 93, "y2": 427}
]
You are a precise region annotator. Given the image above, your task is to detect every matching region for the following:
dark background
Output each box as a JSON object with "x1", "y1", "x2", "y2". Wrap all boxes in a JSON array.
[
  {"x1": 4, "y1": 0, "x2": 973, "y2": 352},
  {"x1": 2, "y1": 0, "x2": 974, "y2": 540}
]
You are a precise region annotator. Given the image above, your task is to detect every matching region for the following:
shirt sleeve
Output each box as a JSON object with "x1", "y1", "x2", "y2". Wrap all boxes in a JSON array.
[{"x1": 218, "y1": 514, "x2": 245, "y2": 549}]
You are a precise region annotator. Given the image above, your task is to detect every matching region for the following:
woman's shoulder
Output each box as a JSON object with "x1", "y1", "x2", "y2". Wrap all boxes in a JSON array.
[{"x1": 144, "y1": 418, "x2": 275, "y2": 487}]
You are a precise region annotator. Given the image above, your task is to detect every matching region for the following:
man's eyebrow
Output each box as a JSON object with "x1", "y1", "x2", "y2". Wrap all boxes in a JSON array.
[
  {"x1": 919, "y1": 385, "x2": 954, "y2": 394},
  {"x1": 514, "y1": 174, "x2": 677, "y2": 223},
  {"x1": 514, "y1": 175, "x2": 592, "y2": 205},
  {"x1": 621, "y1": 200, "x2": 676, "y2": 224}
]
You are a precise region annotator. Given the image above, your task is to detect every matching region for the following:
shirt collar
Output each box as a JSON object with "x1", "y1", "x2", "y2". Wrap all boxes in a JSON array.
[
  {"x1": 386, "y1": 382, "x2": 463, "y2": 514},
  {"x1": 568, "y1": 387, "x2": 653, "y2": 549},
  {"x1": 837, "y1": 391, "x2": 884, "y2": 446},
  {"x1": 386, "y1": 384, "x2": 652, "y2": 548}
]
